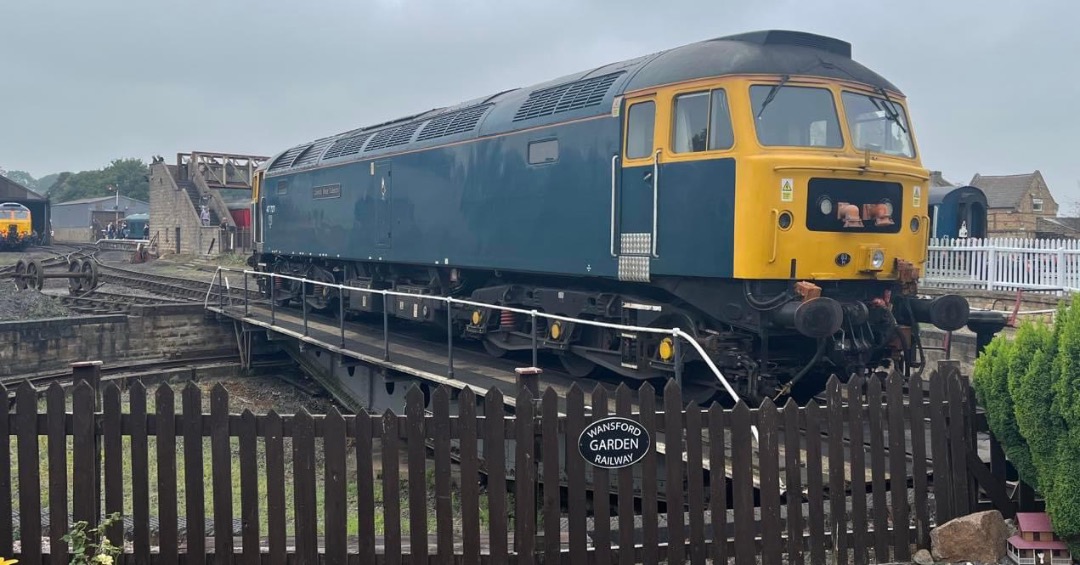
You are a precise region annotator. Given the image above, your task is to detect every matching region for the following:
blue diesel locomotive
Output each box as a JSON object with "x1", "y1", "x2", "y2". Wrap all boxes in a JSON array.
[{"x1": 252, "y1": 30, "x2": 978, "y2": 401}]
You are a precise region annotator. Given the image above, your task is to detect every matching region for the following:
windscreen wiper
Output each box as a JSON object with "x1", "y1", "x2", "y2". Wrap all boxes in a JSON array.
[
  {"x1": 874, "y1": 87, "x2": 907, "y2": 133},
  {"x1": 756, "y1": 74, "x2": 791, "y2": 119}
]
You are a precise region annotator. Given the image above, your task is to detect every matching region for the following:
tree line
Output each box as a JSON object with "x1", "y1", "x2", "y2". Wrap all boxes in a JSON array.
[{"x1": 1, "y1": 158, "x2": 150, "y2": 203}]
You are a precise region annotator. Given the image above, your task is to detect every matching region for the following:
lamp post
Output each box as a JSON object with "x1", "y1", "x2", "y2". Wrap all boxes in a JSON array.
[{"x1": 107, "y1": 184, "x2": 120, "y2": 232}]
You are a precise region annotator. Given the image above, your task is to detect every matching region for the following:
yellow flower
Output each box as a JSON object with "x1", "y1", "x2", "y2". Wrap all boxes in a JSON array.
[
  {"x1": 93, "y1": 555, "x2": 113, "y2": 565},
  {"x1": 0, "y1": 558, "x2": 18, "y2": 565}
]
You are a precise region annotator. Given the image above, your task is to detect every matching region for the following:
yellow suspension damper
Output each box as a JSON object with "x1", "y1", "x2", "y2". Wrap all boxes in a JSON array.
[{"x1": 658, "y1": 337, "x2": 675, "y2": 361}]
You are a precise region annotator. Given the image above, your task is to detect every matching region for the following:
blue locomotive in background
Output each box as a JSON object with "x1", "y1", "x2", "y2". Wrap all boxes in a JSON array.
[{"x1": 251, "y1": 30, "x2": 980, "y2": 401}]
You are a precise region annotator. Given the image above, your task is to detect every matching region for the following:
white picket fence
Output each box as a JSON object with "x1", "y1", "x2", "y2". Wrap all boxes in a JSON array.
[{"x1": 924, "y1": 237, "x2": 1080, "y2": 294}]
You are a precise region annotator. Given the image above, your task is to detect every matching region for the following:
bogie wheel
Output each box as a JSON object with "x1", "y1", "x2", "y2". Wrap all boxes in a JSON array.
[
  {"x1": 26, "y1": 259, "x2": 44, "y2": 291},
  {"x1": 482, "y1": 336, "x2": 509, "y2": 358},
  {"x1": 68, "y1": 259, "x2": 84, "y2": 294},
  {"x1": 304, "y1": 267, "x2": 337, "y2": 311},
  {"x1": 13, "y1": 260, "x2": 27, "y2": 290},
  {"x1": 559, "y1": 353, "x2": 596, "y2": 378},
  {"x1": 82, "y1": 259, "x2": 98, "y2": 290}
]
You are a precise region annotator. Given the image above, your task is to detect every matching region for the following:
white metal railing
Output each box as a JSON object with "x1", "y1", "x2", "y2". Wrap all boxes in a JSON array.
[
  {"x1": 204, "y1": 267, "x2": 748, "y2": 410},
  {"x1": 924, "y1": 237, "x2": 1080, "y2": 295}
]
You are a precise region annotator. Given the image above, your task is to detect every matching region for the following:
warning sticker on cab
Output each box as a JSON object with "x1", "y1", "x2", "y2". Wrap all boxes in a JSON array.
[
  {"x1": 780, "y1": 178, "x2": 794, "y2": 202},
  {"x1": 913, "y1": 186, "x2": 922, "y2": 208}
]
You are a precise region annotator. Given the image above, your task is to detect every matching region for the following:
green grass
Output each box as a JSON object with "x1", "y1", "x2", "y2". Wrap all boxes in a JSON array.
[{"x1": 8, "y1": 378, "x2": 499, "y2": 541}]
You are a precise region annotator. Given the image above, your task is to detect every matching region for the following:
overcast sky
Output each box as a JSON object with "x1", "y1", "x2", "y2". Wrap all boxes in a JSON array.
[{"x1": 2, "y1": 0, "x2": 1078, "y2": 202}]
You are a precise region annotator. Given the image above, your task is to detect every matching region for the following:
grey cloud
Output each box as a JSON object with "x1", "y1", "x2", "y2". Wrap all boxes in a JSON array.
[{"x1": 1, "y1": 0, "x2": 1077, "y2": 203}]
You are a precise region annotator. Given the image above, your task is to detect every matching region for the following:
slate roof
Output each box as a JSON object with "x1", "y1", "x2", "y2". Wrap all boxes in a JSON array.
[
  {"x1": 55, "y1": 195, "x2": 149, "y2": 207},
  {"x1": 929, "y1": 171, "x2": 956, "y2": 188},
  {"x1": 1036, "y1": 217, "x2": 1080, "y2": 237},
  {"x1": 970, "y1": 171, "x2": 1043, "y2": 209}
]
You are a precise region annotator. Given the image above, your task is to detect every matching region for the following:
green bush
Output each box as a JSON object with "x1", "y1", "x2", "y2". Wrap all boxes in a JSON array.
[{"x1": 973, "y1": 302, "x2": 1080, "y2": 547}]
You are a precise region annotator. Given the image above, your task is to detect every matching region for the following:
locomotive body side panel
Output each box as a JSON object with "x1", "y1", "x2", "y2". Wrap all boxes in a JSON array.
[{"x1": 263, "y1": 116, "x2": 625, "y2": 278}]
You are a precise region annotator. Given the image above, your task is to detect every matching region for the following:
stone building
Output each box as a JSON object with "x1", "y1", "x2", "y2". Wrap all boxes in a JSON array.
[
  {"x1": 149, "y1": 152, "x2": 266, "y2": 256},
  {"x1": 970, "y1": 171, "x2": 1058, "y2": 238}
]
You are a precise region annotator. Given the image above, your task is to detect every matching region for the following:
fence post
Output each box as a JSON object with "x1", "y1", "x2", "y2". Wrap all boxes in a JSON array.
[
  {"x1": 339, "y1": 286, "x2": 346, "y2": 347},
  {"x1": 71, "y1": 361, "x2": 103, "y2": 531},
  {"x1": 302, "y1": 280, "x2": 309, "y2": 336},
  {"x1": 1058, "y1": 247, "x2": 1066, "y2": 295},
  {"x1": 71, "y1": 360, "x2": 103, "y2": 408},
  {"x1": 986, "y1": 247, "x2": 996, "y2": 291},
  {"x1": 530, "y1": 310, "x2": 538, "y2": 369},
  {"x1": 270, "y1": 274, "x2": 276, "y2": 325},
  {"x1": 383, "y1": 293, "x2": 391, "y2": 361},
  {"x1": 244, "y1": 271, "x2": 249, "y2": 316},
  {"x1": 447, "y1": 302, "x2": 454, "y2": 379}
]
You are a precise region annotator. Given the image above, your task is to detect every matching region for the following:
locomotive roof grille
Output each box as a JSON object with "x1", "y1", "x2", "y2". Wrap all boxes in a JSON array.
[
  {"x1": 268, "y1": 146, "x2": 307, "y2": 171},
  {"x1": 366, "y1": 121, "x2": 424, "y2": 152},
  {"x1": 292, "y1": 138, "x2": 335, "y2": 168},
  {"x1": 513, "y1": 72, "x2": 623, "y2": 122},
  {"x1": 322, "y1": 132, "x2": 375, "y2": 160},
  {"x1": 416, "y1": 104, "x2": 493, "y2": 141}
]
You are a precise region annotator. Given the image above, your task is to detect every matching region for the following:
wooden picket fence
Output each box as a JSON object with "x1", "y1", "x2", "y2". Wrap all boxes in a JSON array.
[
  {"x1": 0, "y1": 364, "x2": 993, "y2": 564},
  {"x1": 925, "y1": 236, "x2": 1080, "y2": 293}
]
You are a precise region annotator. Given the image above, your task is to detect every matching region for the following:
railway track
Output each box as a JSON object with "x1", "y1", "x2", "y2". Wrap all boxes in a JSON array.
[
  {"x1": 53, "y1": 289, "x2": 189, "y2": 315},
  {"x1": 1, "y1": 352, "x2": 291, "y2": 397},
  {"x1": 96, "y1": 262, "x2": 259, "y2": 303}
]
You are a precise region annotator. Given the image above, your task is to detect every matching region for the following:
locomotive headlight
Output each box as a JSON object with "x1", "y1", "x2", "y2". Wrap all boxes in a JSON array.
[
  {"x1": 870, "y1": 249, "x2": 885, "y2": 269},
  {"x1": 818, "y1": 196, "x2": 833, "y2": 215},
  {"x1": 860, "y1": 247, "x2": 886, "y2": 272}
]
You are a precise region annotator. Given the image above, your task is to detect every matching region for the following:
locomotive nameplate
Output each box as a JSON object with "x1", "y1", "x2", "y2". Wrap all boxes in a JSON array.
[
  {"x1": 313, "y1": 183, "x2": 342, "y2": 200},
  {"x1": 578, "y1": 416, "x2": 650, "y2": 469}
]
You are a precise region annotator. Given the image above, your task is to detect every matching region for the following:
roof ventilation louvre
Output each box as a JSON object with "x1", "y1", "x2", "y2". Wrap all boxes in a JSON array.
[
  {"x1": 268, "y1": 146, "x2": 307, "y2": 171},
  {"x1": 416, "y1": 104, "x2": 493, "y2": 141},
  {"x1": 322, "y1": 132, "x2": 375, "y2": 160},
  {"x1": 292, "y1": 138, "x2": 335, "y2": 168},
  {"x1": 513, "y1": 72, "x2": 624, "y2": 122},
  {"x1": 365, "y1": 121, "x2": 423, "y2": 152}
]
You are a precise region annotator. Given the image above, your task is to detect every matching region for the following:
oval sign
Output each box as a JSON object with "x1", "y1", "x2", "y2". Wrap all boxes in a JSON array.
[{"x1": 578, "y1": 416, "x2": 651, "y2": 469}]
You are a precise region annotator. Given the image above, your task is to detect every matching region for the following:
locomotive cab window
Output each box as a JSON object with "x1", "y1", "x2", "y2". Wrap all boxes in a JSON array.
[
  {"x1": 672, "y1": 89, "x2": 733, "y2": 153},
  {"x1": 750, "y1": 85, "x2": 842, "y2": 148},
  {"x1": 841, "y1": 91, "x2": 914, "y2": 158},
  {"x1": 527, "y1": 139, "x2": 558, "y2": 164},
  {"x1": 625, "y1": 101, "x2": 655, "y2": 159}
]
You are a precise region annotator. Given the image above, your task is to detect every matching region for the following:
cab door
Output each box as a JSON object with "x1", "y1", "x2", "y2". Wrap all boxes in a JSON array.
[
  {"x1": 252, "y1": 170, "x2": 263, "y2": 249},
  {"x1": 616, "y1": 96, "x2": 660, "y2": 282},
  {"x1": 373, "y1": 161, "x2": 392, "y2": 248}
]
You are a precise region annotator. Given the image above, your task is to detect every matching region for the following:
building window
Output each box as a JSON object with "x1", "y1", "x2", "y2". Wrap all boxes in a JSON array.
[
  {"x1": 1033, "y1": 197, "x2": 1044, "y2": 212},
  {"x1": 527, "y1": 139, "x2": 558, "y2": 164},
  {"x1": 626, "y1": 101, "x2": 655, "y2": 159}
]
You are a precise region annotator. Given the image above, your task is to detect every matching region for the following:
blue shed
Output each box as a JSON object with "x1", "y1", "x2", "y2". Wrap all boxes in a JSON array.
[{"x1": 930, "y1": 185, "x2": 987, "y2": 239}]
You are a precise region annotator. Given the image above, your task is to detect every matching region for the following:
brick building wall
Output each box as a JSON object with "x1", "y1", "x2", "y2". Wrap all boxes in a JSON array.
[
  {"x1": 976, "y1": 172, "x2": 1059, "y2": 238},
  {"x1": 149, "y1": 162, "x2": 222, "y2": 255}
]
